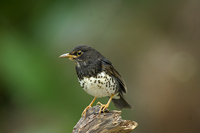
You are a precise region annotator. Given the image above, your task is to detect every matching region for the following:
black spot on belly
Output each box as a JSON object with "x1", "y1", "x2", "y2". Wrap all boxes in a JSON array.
[{"x1": 97, "y1": 84, "x2": 101, "y2": 89}]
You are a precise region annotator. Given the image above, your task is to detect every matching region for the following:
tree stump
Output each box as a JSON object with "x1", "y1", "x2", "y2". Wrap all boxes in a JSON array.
[{"x1": 73, "y1": 106, "x2": 138, "y2": 133}]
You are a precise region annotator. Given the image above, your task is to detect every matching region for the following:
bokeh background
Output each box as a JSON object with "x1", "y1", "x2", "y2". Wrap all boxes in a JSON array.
[{"x1": 1, "y1": 0, "x2": 200, "y2": 133}]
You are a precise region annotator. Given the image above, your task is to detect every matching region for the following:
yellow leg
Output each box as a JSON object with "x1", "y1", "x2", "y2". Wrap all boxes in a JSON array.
[
  {"x1": 99, "y1": 94, "x2": 114, "y2": 113},
  {"x1": 82, "y1": 97, "x2": 97, "y2": 116}
]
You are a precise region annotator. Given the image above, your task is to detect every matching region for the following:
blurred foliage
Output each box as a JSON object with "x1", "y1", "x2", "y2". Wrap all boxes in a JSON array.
[{"x1": 1, "y1": 0, "x2": 200, "y2": 133}]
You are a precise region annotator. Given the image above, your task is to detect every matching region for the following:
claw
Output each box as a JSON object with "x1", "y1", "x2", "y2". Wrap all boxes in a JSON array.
[
  {"x1": 81, "y1": 105, "x2": 91, "y2": 116},
  {"x1": 81, "y1": 97, "x2": 97, "y2": 117},
  {"x1": 99, "y1": 104, "x2": 109, "y2": 113},
  {"x1": 98, "y1": 94, "x2": 114, "y2": 114}
]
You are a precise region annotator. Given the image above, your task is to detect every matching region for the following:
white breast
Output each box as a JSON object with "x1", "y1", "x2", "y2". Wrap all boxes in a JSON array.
[{"x1": 78, "y1": 71, "x2": 118, "y2": 98}]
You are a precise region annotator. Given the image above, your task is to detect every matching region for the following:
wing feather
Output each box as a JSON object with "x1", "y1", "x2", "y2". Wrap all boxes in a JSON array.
[{"x1": 102, "y1": 58, "x2": 127, "y2": 93}]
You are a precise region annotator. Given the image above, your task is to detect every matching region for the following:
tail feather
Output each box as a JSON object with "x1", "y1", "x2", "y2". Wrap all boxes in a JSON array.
[{"x1": 112, "y1": 93, "x2": 132, "y2": 109}]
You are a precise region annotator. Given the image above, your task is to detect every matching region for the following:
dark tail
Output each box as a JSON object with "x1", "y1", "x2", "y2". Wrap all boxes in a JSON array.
[{"x1": 112, "y1": 93, "x2": 133, "y2": 109}]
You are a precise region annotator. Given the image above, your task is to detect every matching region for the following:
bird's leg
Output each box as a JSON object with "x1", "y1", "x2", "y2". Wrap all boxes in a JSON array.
[
  {"x1": 99, "y1": 94, "x2": 114, "y2": 113},
  {"x1": 81, "y1": 97, "x2": 97, "y2": 116}
]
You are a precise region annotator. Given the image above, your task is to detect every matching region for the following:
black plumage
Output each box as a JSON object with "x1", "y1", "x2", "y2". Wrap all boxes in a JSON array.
[{"x1": 59, "y1": 45, "x2": 132, "y2": 115}]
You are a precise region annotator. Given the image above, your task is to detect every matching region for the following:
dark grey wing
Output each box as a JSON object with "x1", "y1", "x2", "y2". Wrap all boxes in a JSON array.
[{"x1": 102, "y1": 58, "x2": 127, "y2": 94}]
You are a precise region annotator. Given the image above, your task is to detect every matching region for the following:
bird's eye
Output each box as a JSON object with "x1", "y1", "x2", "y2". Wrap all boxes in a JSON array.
[{"x1": 77, "y1": 51, "x2": 83, "y2": 56}]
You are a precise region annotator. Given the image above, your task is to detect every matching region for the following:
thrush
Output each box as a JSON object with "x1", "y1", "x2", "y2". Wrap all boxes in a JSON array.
[{"x1": 59, "y1": 45, "x2": 132, "y2": 116}]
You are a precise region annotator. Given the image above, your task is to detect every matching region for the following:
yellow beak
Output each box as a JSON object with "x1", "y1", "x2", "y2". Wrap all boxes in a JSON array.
[{"x1": 59, "y1": 53, "x2": 77, "y2": 60}]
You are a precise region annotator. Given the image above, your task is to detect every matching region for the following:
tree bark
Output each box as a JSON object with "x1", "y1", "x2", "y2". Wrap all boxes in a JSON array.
[{"x1": 73, "y1": 106, "x2": 138, "y2": 133}]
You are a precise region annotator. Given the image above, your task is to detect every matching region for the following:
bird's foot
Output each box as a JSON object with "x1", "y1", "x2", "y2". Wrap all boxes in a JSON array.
[
  {"x1": 81, "y1": 105, "x2": 91, "y2": 117},
  {"x1": 99, "y1": 103, "x2": 109, "y2": 114}
]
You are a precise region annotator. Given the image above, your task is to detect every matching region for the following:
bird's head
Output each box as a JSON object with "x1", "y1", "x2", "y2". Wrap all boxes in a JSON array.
[{"x1": 59, "y1": 45, "x2": 102, "y2": 67}]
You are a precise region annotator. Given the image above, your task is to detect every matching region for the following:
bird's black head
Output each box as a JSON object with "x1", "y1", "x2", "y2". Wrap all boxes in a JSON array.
[{"x1": 59, "y1": 45, "x2": 103, "y2": 67}]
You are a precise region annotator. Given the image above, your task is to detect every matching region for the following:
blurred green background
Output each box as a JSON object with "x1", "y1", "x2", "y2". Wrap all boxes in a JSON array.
[{"x1": 1, "y1": 0, "x2": 200, "y2": 133}]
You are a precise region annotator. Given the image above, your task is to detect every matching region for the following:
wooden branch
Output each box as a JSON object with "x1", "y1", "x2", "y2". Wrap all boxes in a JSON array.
[{"x1": 73, "y1": 106, "x2": 138, "y2": 133}]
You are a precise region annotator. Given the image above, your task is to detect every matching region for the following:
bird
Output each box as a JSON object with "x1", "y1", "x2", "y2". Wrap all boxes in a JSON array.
[{"x1": 59, "y1": 45, "x2": 132, "y2": 116}]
